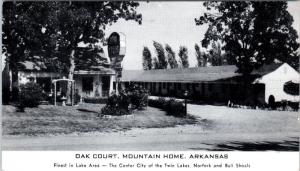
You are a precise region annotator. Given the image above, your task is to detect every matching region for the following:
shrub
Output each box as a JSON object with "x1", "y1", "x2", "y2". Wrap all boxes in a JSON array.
[
  {"x1": 100, "y1": 91, "x2": 131, "y2": 115},
  {"x1": 148, "y1": 98, "x2": 186, "y2": 117},
  {"x1": 126, "y1": 84, "x2": 149, "y2": 110},
  {"x1": 100, "y1": 84, "x2": 149, "y2": 116},
  {"x1": 288, "y1": 101, "x2": 299, "y2": 111},
  {"x1": 17, "y1": 82, "x2": 43, "y2": 111},
  {"x1": 165, "y1": 99, "x2": 186, "y2": 117}
]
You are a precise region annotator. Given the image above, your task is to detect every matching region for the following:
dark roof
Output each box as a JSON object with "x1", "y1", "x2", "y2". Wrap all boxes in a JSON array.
[
  {"x1": 122, "y1": 63, "x2": 289, "y2": 83},
  {"x1": 122, "y1": 65, "x2": 241, "y2": 83},
  {"x1": 75, "y1": 47, "x2": 110, "y2": 71},
  {"x1": 251, "y1": 63, "x2": 282, "y2": 76}
]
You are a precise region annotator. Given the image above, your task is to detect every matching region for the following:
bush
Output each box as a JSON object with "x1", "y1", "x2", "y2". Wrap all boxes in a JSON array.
[
  {"x1": 288, "y1": 101, "x2": 299, "y2": 111},
  {"x1": 100, "y1": 84, "x2": 149, "y2": 116},
  {"x1": 17, "y1": 82, "x2": 43, "y2": 111},
  {"x1": 148, "y1": 97, "x2": 166, "y2": 109},
  {"x1": 165, "y1": 99, "x2": 186, "y2": 117},
  {"x1": 126, "y1": 84, "x2": 149, "y2": 110},
  {"x1": 148, "y1": 98, "x2": 186, "y2": 117},
  {"x1": 101, "y1": 85, "x2": 148, "y2": 115},
  {"x1": 100, "y1": 92, "x2": 131, "y2": 115}
]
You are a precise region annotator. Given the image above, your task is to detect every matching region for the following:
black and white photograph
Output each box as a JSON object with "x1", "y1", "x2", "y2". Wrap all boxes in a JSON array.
[{"x1": 1, "y1": 1, "x2": 300, "y2": 152}]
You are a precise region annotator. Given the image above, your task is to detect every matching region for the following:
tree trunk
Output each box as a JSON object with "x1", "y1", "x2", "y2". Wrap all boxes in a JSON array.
[
  {"x1": 67, "y1": 49, "x2": 75, "y2": 105},
  {"x1": 2, "y1": 63, "x2": 11, "y2": 104},
  {"x1": 11, "y1": 69, "x2": 19, "y2": 102}
]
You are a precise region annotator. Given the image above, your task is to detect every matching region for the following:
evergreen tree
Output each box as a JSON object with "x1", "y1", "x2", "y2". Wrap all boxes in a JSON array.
[
  {"x1": 153, "y1": 57, "x2": 160, "y2": 69},
  {"x1": 142, "y1": 46, "x2": 152, "y2": 70},
  {"x1": 165, "y1": 44, "x2": 178, "y2": 68},
  {"x1": 153, "y1": 41, "x2": 167, "y2": 69},
  {"x1": 195, "y1": 43, "x2": 203, "y2": 67},
  {"x1": 178, "y1": 46, "x2": 189, "y2": 68}
]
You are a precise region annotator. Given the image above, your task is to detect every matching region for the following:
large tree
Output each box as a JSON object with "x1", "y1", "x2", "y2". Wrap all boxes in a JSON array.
[
  {"x1": 195, "y1": 1, "x2": 299, "y2": 74},
  {"x1": 2, "y1": 2, "x2": 58, "y2": 101},
  {"x1": 153, "y1": 41, "x2": 167, "y2": 69},
  {"x1": 165, "y1": 44, "x2": 178, "y2": 69},
  {"x1": 51, "y1": 2, "x2": 142, "y2": 103},
  {"x1": 142, "y1": 46, "x2": 152, "y2": 70},
  {"x1": 178, "y1": 46, "x2": 189, "y2": 68},
  {"x1": 3, "y1": 1, "x2": 142, "y2": 102}
]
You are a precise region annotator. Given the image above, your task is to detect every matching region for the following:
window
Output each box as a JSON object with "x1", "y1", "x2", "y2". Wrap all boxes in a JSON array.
[
  {"x1": 163, "y1": 82, "x2": 166, "y2": 89},
  {"x1": 208, "y1": 84, "x2": 213, "y2": 91},
  {"x1": 178, "y1": 83, "x2": 181, "y2": 90},
  {"x1": 82, "y1": 77, "x2": 93, "y2": 92},
  {"x1": 145, "y1": 82, "x2": 149, "y2": 89},
  {"x1": 201, "y1": 83, "x2": 205, "y2": 94},
  {"x1": 222, "y1": 84, "x2": 227, "y2": 92},
  {"x1": 187, "y1": 83, "x2": 190, "y2": 90}
]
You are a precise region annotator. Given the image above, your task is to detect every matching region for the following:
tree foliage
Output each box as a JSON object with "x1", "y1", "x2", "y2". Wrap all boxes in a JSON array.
[
  {"x1": 153, "y1": 41, "x2": 167, "y2": 69},
  {"x1": 142, "y1": 46, "x2": 152, "y2": 70},
  {"x1": 195, "y1": 43, "x2": 204, "y2": 67},
  {"x1": 3, "y1": 1, "x2": 142, "y2": 101},
  {"x1": 209, "y1": 42, "x2": 223, "y2": 66},
  {"x1": 165, "y1": 44, "x2": 178, "y2": 69},
  {"x1": 152, "y1": 57, "x2": 160, "y2": 69},
  {"x1": 195, "y1": 1, "x2": 299, "y2": 74},
  {"x1": 178, "y1": 46, "x2": 189, "y2": 68},
  {"x1": 2, "y1": 2, "x2": 57, "y2": 100}
]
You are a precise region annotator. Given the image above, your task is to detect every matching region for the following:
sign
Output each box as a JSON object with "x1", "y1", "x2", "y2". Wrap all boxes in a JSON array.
[{"x1": 107, "y1": 32, "x2": 126, "y2": 69}]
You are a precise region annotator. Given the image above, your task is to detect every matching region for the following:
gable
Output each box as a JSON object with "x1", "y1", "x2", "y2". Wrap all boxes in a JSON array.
[{"x1": 255, "y1": 63, "x2": 300, "y2": 83}]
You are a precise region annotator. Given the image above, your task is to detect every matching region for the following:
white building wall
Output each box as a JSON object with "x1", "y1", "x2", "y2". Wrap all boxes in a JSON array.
[{"x1": 254, "y1": 63, "x2": 300, "y2": 102}]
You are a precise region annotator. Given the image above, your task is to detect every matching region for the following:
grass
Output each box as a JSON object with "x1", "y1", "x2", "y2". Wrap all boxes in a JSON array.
[{"x1": 2, "y1": 103, "x2": 196, "y2": 137}]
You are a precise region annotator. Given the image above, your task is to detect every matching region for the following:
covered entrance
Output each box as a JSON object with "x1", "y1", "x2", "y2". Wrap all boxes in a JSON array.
[
  {"x1": 73, "y1": 69, "x2": 115, "y2": 99},
  {"x1": 52, "y1": 78, "x2": 75, "y2": 106}
]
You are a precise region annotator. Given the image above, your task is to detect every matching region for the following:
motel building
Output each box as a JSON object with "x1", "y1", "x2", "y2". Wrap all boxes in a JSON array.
[
  {"x1": 3, "y1": 53, "x2": 299, "y2": 106},
  {"x1": 120, "y1": 63, "x2": 300, "y2": 105}
]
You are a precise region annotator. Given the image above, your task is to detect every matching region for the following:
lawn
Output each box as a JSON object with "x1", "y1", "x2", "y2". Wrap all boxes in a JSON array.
[
  {"x1": 2, "y1": 104, "x2": 299, "y2": 150},
  {"x1": 2, "y1": 103, "x2": 196, "y2": 137}
]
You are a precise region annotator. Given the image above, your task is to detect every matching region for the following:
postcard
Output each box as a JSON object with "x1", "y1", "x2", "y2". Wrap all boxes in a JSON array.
[{"x1": 1, "y1": 1, "x2": 299, "y2": 170}]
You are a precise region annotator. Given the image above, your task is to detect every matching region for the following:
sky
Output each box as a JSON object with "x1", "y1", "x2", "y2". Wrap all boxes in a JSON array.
[{"x1": 104, "y1": 1, "x2": 300, "y2": 70}]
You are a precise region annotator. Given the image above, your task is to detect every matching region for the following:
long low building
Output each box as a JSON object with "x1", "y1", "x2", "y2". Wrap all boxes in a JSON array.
[{"x1": 119, "y1": 63, "x2": 299, "y2": 105}]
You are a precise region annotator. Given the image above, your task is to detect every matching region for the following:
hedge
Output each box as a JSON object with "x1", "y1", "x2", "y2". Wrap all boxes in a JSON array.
[{"x1": 148, "y1": 97, "x2": 186, "y2": 117}]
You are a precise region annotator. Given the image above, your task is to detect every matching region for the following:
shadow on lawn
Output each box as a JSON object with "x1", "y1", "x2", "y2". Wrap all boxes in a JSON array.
[{"x1": 190, "y1": 139, "x2": 299, "y2": 151}]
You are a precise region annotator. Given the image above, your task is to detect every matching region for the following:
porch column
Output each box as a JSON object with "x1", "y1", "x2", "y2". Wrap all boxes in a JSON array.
[
  {"x1": 100, "y1": 83, "x2": 103, "y2": 97},
  {"x1": 99, "y1": 75, "x2": 103, "y2": 97},
  {"x1": 54, "y1": 82, "x2": 56, "y2": 106},
  {"x1": 109, "y1": 75, "x2": 114, "y2": 95},
  {"x1": 72, "y1": 81, "x2": 75, "y2": 106}
]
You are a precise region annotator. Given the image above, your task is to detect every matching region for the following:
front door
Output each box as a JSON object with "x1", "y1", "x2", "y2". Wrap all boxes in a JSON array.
[{"x1": 102, "y1": 76, "x2": 110, "y2": 97}]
